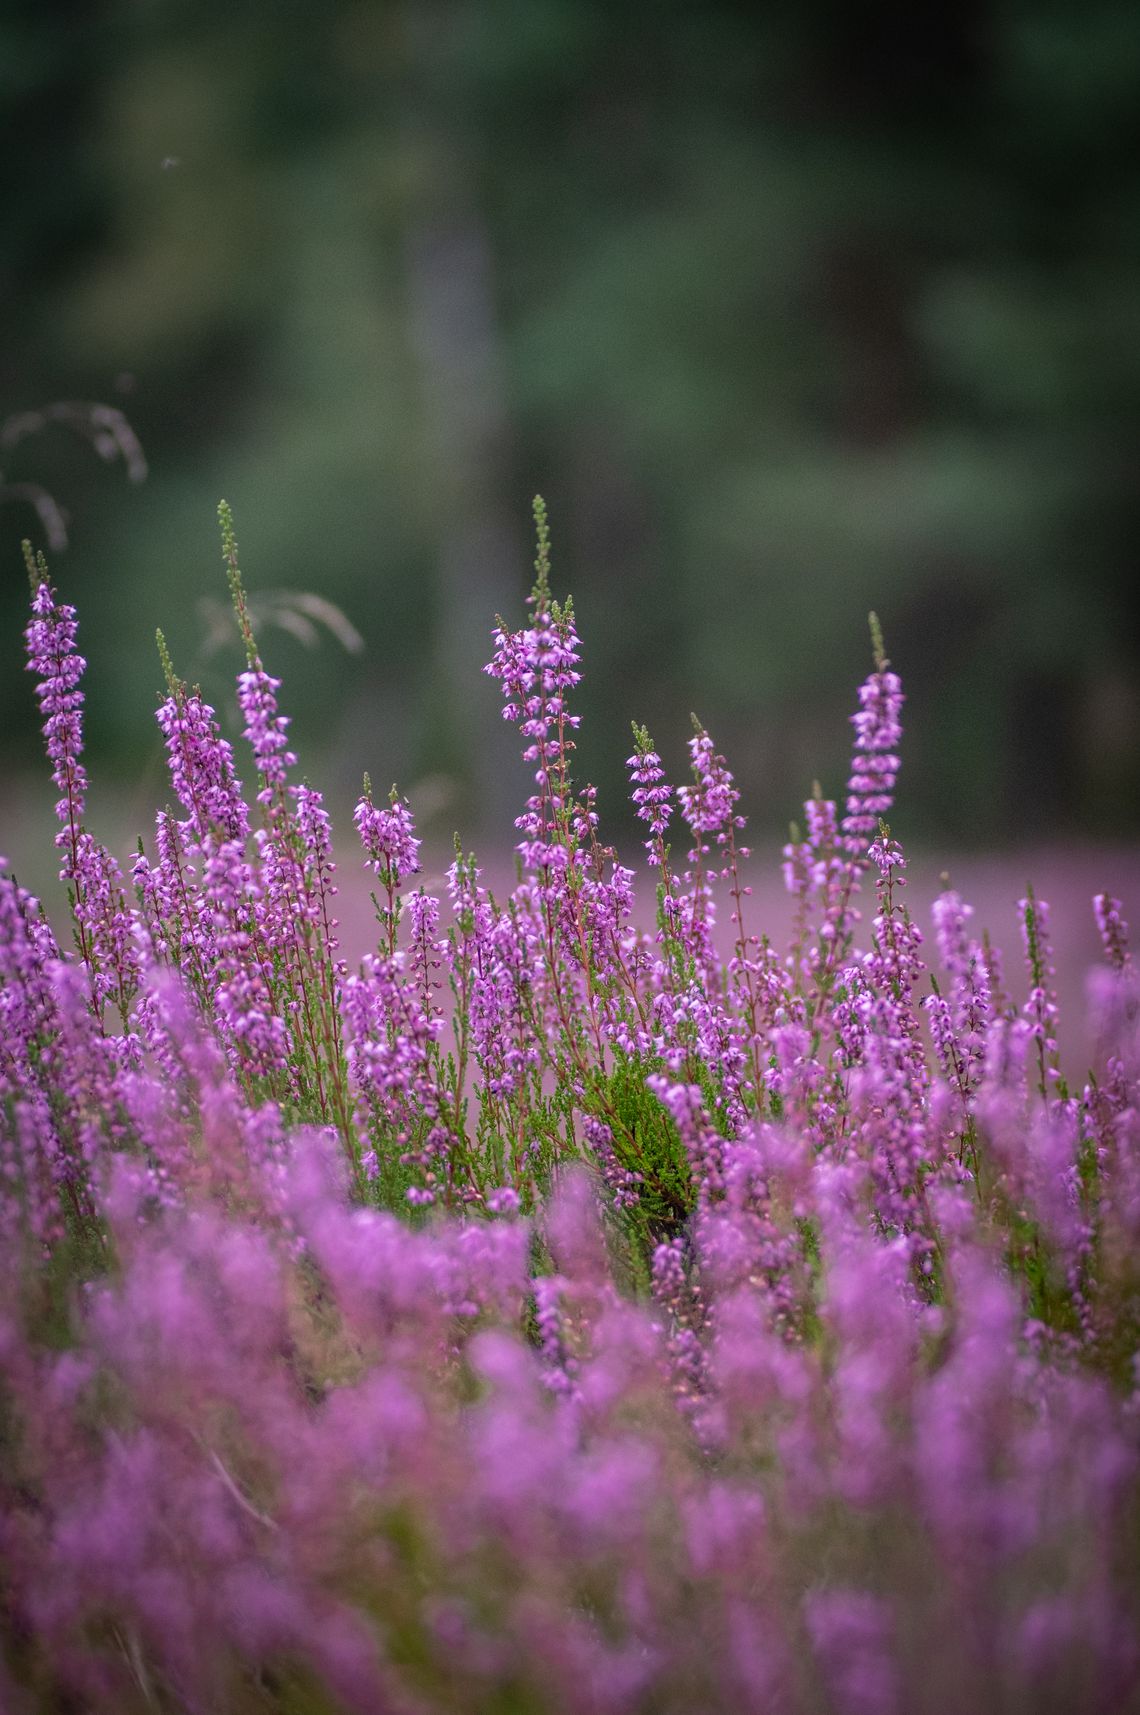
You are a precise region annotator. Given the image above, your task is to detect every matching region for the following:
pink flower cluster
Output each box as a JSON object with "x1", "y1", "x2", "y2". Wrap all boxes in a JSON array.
[{"x1": 2, "y1": 509, "x2": 1139, "y2": 1713}]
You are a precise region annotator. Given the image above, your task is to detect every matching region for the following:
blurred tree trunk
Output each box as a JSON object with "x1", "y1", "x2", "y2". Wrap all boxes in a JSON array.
[{"x1": 401, "y1": 0, "x2": 526, "y2": 835}]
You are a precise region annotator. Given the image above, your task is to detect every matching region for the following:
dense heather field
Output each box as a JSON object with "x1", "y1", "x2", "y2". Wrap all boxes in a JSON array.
[{"x1": 2, "y1": 503, "x2": 1138, "y2": 1715}]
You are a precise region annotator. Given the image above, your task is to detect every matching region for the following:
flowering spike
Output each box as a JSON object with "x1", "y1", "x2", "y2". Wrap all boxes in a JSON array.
[
  {"x1": 1020, "y1": 884, "x2": 1061, "y2": 1094},
  {"x1": 840, "y1": 637, "x2": 904, "y2": 857},
  {"x1": 627, "y1": 723, "x2": 672, "y2": 857},
  {"x1": 1094, "y1": 892, "x2": 1130, "y2": 971},
  {"x1": 25, "y1": 570, "x2": 89, "y2": 842},
  {"x1": 355, "y1": 781, "x2": 420, "y2": 889},
  {"x1": 156, "y1": 677, "x2": 249, "y2": 847},
  {"x1": 678, "y1": 722, "x2": 743, "y2": 846},
  {"x1": 486, "y1": 571, "x2": 583, "y2": 869}
]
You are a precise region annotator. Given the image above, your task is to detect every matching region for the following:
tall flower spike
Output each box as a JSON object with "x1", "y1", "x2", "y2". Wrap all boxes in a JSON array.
[
  {"x1": 24, "y1": 549, "x2": 88, "y2": 865},
  {"x1": 355, "y1": 779, "x2": 421, "y2": 885},
  {"x1": 295, "y1": 782, "x2": 338, "y2": 939},
  {"x1": 627, "y1": 723, "x2": 672, "y2": 860},
  {"x1": 355, "y1": 777, "x2": 420, "y2": 955},
  {"x1": 1020, "y1": 885, "x2": 1061, "y2": 1096},
  {"x1": 485, "y1": 500, "x2": 583, "y2": 869},
  {"x1": 25, "y1": 554, "x2": 141, "y2": 1021},
  {"x1": 236, "y1": 664, "x2": 297, "y2": 804},
  {"x1": 841, "y1": 612, "x2": 904, "y2": 858},
  {"x1": 1094, "y1": 892, "x2": 1131, "y2": 972},
  {"x1": 677, "y1": 721, "x2": 743, "y2": 850},
  {"x1": 154, "y1": 636, "x2": 249, "y2": 850}
]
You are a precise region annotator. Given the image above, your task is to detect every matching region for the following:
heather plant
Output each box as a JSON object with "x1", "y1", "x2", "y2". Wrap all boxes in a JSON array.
[{"x1": 1, "y1": 501, "x2": 1139, "y2": 1714}]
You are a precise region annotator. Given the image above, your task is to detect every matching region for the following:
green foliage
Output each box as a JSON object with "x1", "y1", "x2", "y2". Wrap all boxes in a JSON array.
[{"x1": 602, "y1": 1051, "x2": 694, "y2": 1235}]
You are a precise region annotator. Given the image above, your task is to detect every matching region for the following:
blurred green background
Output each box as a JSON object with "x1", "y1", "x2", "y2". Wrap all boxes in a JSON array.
[{"x1": 3, "y1": 0, "x2": 1139, "y2": 862}]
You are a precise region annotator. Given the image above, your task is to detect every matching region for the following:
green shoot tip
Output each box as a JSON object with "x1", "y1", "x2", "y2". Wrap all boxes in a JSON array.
[
  {"x1": 531, "y1": 495, "x2": 551, "y2": 605},
  {"x1": 22, "y1": 540, "x2": 48, "y2": 591},
  {"x1": 219, "y1": 502, "x2": 258, "y2": 663},
  {"x1": 868, "y1": 611, "x2": 887, "y2": 673},
  {"x1": 155, "y1": 629, "x2": 182, "y2": 697}
]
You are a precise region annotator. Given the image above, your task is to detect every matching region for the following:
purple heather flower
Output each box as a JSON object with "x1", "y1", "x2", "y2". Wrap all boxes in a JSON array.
[
  {"x1": 73, "y1": 834, "x2": 142, "y2": 1022},
  {"x1": 584, "y1": 1115, "x2": 643, "y2": 1210},
  {"x1": 294, "y1": 782, "x2": 339, "y2": 943},
  {"x1": 486, "y1": 597, "x2": 583, "y2": 867},
  {"x1": 786, "y1": 793, "x2": 844, "y2": 920},
  {"x1": 156, "y1": 689, "x2": 249, "y2": 848},
  {"x1": 1020, "y1": 889, "x2": 1061, "y2": 1092},
  {"x1": 929, "y1": 887, "x2": 991, "y2": 1097},
  {"x1": 236, "y1": 664, "x2": 296, "y2": 805},
  {"x1": 25, "y1": 576, "x2": 88, "y2": 843},
  {"x1": 201, "y1": 838, "x2": 288, "y2": 1079},
  {"x1": 626, "y1": 729, "x2": 672, "y2": 854},
  {"x1": 841, "y1": 654, "x2": 904, "y2": 857},
  {"x1": 678, "y1": 726, "x2": 744, "y2": 848},
  {"x1": 532, "y1": 1273, "x2": 581, "y2": 1398},
  {"x1": 1094, "y1": 892, "x2": 1131, "y2": 972},
  {"x1": 354, "y1": 785, "x2": 421, "y2": 884}
]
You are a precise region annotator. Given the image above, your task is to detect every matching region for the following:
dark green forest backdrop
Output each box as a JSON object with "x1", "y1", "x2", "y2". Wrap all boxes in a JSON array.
[{"x1": 2, "y1": 0, "x2": 1139, "y2": 857}]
